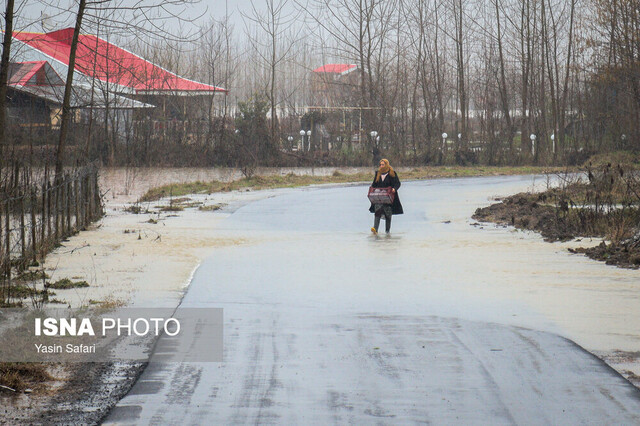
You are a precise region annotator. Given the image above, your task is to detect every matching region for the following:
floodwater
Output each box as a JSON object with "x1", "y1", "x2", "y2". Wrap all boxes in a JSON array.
[
  {"x1": 203, "y1": 174, "x2": 640, "y2": 353},
  {"x1": 105, "y1": 175, "x2": 640, "y2": 424}
]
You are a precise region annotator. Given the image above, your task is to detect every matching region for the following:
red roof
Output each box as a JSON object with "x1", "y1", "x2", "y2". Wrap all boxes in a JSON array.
[
  {"x1": 312, "y1": 64, "x2": 357, "y2": 75},
  {"x1": 13, "y1": 29, "x2": 226, "y2": 94},
  {"x1": 8, "y1": 61, "x2": 64, "y2": 87}
]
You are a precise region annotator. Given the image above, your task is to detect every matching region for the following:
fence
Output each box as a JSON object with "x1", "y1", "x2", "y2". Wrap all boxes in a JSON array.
[{"x1": 0, "y1": 163, "x2": 103, "y2": 305}]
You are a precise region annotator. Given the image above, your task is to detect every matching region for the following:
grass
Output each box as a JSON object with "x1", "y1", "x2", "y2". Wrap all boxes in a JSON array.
[
  {"x1": 140, "y1": 165, "x2": 571, "y2": 202},
  {"x1": 86, "y1": 295, "x2": 127, "y2": 310},
  {"x1": 142, "y1": 181, "x2": 215, "y2": 202},
  {"x1": 198, "y1": 204, "x2": 223, "y2": 212},
  {"x1": 45, "y1": 278, "x2": 90, "y2": 289},
  {"x1": 583, "y1": 151, "x2": 640, "y2": 169},
  {"x1": 170, "y1": 197, "x2": 192, "y2": 204},
  {"x1": 7, "y1": 284, "x2": 51, "y2": 299},
  {"x1": 124, "y1": 204, "x2": 145, "y2": 214},
  {"x1": 541, "y1": 181, "x2": 640, "y2": 206},
  {"x1": 0, "y1": 362, "x2": 53, "y2": 392},
  {"x1": 14, "y1": 270, "x2": 49, "y2": 283},
  {"x1": 159, "y1": 205, "x2": 184, "y2": 212}
]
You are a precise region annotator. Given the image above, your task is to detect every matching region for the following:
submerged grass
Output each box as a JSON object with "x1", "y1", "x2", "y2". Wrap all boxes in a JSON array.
[
  {"x1": 7, "y1": 284, "x2": 51, "y2": 299},
  {"x1": 140, "y1": 165, "x2": 569, "y2": 202},
  {"x1": 46, "y1": 279, "x2": 90, "y2": 290},
  {"x1": 14, "y1": 270, "x2": 49, "y2": 283}
]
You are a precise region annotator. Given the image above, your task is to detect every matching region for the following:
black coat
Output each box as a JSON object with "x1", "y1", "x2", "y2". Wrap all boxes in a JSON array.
[{"x1": 368, "y1": 172, "x2": 404, "y2": 215}]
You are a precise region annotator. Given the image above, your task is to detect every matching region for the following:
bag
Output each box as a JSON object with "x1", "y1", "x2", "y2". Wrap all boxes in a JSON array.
[{"x1": 368, "y1": 186, "x2": 395, "y2": 204}]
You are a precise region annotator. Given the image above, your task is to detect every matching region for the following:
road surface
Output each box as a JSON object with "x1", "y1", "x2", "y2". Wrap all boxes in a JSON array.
[{"x1": 104, "y1": 176, "x2": 640, "y2": 425}]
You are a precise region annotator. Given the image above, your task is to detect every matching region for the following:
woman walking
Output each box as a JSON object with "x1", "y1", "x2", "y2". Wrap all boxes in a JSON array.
[{"x1": 369, "y1": 158, "x2": 403, "y2": 234}]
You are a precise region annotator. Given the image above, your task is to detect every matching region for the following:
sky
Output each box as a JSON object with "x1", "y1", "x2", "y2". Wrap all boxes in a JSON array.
[{"x1": 13, "y1": 0, "x2": 269, "y2": 35}]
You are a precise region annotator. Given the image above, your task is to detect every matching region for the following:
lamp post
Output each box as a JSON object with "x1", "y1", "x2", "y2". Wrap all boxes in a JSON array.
[
  {"x1": 370, "y1": 130, "x2": 378, "y2": 146},
  {"x1": 306, "y1": 130, "x2": 312, "y2": 152},
  {"x1": 530, "y1": 134, "x2": 536, "y2": 157},
  {"x1": 550, "y1": 133, "x2": 555, "y2": 154},
  {"x1": 299, "y1": 130, "x2": 306, "y2": 152},
  {"x1": 441, "y1": 132, "x2": 448, "y2": 152},
  {"x1": 287, "y1": 135, "x2": 294, "y2": 151},
  {"x1": 621, "y1": 134, "x2": 627, "y2": 149}
]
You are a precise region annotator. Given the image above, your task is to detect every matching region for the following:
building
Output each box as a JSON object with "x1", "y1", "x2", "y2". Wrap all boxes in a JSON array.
[
  {"x1": 11, "y1": 28, "x2": 227, "y2": 140},
  {"x1": 310, "y1": 64, "x2": 359, "y2": 109},
  {"x1": 7, "y1": 60, "x2": 65, "y2": 128},
  {"x1": 306, "y1": 64, "x2": 370, "y2": 149},
  {"x1": 7, "y1": 60, "x2": 149, "y2": 130}
]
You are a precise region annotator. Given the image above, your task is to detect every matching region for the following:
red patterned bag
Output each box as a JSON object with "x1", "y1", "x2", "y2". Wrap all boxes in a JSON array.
[{"x1": 367, "y1": 186, "x2": 395, "y2": 204}]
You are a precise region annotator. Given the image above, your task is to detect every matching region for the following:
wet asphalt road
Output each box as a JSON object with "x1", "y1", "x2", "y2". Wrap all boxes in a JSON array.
[{"x1": 104, "y1": 176, "x2": 640, "y2": 425}]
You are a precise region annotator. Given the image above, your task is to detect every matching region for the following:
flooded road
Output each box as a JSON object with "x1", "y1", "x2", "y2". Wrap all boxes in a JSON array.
[{"x1": 105, "y1": 175, "x2": 640, "y2": 424}]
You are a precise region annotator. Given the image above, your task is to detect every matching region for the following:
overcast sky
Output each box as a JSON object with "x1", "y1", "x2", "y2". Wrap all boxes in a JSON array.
[{"x1": 14, "y1": 0, "x2": 276, "y2": 35}]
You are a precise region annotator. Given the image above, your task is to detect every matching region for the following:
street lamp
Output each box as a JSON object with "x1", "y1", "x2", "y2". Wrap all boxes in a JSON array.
[
  {"x1": 442, "y1": 132, "x2": 448, "y2": 152},
  {"x1": 370, "y1": 130, "x2": 378, "y2": 145},
  {"x1": 300, "y1": 130, "x2": 306, "y2": 152},
  {"x1": 550, "y1": 133, "x2": 555, "y2": 154},
  {"x1": 306, "y1": 130, "x2": 312, "y2": 151},
  {"x1": 530, "y1": 134, "x2": 536, "y2": 156},
  {"x1": 287, "y1": 135, "x2": 294, "y2": 151}
]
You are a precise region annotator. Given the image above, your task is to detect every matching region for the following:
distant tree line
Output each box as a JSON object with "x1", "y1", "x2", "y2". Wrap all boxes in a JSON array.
[{"x1": 2, "y1": 0, "x2": 640, "y2": 168}]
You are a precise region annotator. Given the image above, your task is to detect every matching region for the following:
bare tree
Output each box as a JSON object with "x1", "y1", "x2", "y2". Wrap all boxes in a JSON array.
[
  {"x1": 1, "y1": 0, "x2": 634, "y2": 168},
  {"x1": 197, "y1": 15, "x2": 236, "y2": 148},
  {"x1": 55, "y1": 0, "x2": 86, "y2": 181},
  {"x1": 303, "y1": 0, "x2": 398, "y2": 161},
  {"x1": 243, "y1": 0, "x2": 302, "y2": 144},
  {"x1": 493, "y1": 0, "x2": 515, "y2": 154},
  {"x1": 451, "y1": 0, "x2": 467, "y2": 147}
]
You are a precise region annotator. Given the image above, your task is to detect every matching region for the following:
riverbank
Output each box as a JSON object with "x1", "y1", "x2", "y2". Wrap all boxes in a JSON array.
[
  {"x1": 472, "y1": 166, "x2": 640, "y2": 269},
  {"x1": 136, "y1": 165, "x2": 571, "y2": 202}
]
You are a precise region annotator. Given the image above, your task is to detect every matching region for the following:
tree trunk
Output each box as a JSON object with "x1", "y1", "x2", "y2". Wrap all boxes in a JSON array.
[
  {"x1": 558, "y1": 0, "x2": 576, "y2": 159},
  {"x1": 455, "y1": 0, "x2": 467, "y2": 147},
  {"x1": 494, "y1": 0, "x2": 514, "y2": 152},
  {"x1": 0, "y1": 0, "x2": 15, "y2": 168},
  {"x1": 55, "y1": 0, "x2": 87, "y2": 181}
]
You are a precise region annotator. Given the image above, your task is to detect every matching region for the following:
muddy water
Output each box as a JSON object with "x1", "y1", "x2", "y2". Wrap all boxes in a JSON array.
[
  {"x1": 105, "y1": 174, "x2": 640, "y2": 424},
  {"x1": 206, "y1": 174, "x2": 640, "y2": 357}
]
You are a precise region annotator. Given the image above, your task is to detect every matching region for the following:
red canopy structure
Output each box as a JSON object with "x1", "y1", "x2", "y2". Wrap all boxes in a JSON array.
[{"x1": 13, "y1": 29, "x2": 226, "y2": 95}]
